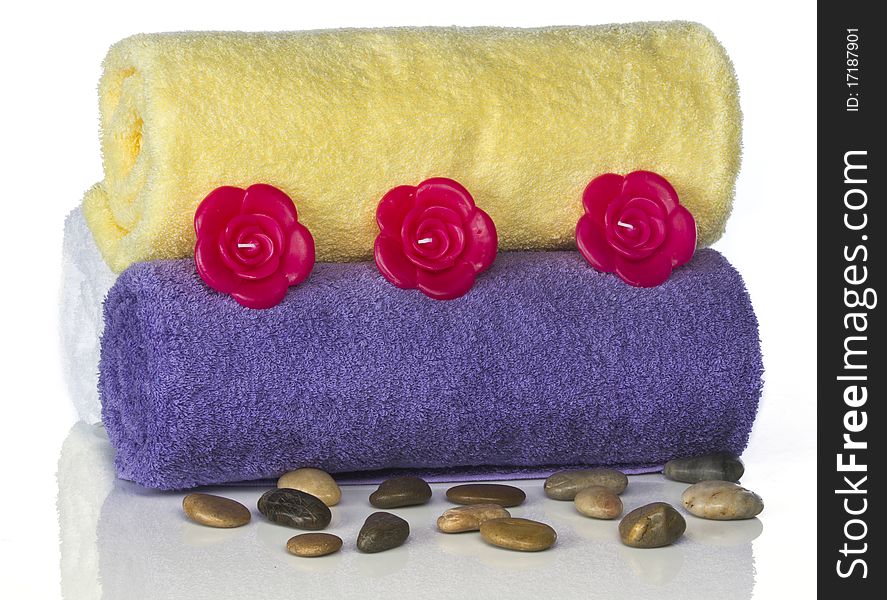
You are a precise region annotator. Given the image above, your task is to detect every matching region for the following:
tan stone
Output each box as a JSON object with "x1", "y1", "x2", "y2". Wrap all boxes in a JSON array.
[
  {"x1": 277, "y1": 468, "x2": 341, "y2": 507},
  {"x1": 574, "y1": 485, "x2": 623, "y2": 519},
  {"x1": 544, "y1": 468, "x2": 628, "y2": 500},
  {"x1": 182, "y1": 493, "x2": 251, "y2": 528},
  {"x1": 480, "y1": 517, "x2": 557, "y2": 552},
  {"x1": 286, "y1": 533, "x2": 343, "y2": 557},
  {"x1": 437, "y1": 504, "x2": 511, "y2": 533},
  {"x1": 681, "y1": 480, "x2": 764, "y2": 520}
]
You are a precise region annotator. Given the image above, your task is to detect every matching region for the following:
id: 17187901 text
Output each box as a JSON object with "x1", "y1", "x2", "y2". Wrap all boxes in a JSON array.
[{"x1": 846, "y1": 29, "x2": 860, "y2": 112}]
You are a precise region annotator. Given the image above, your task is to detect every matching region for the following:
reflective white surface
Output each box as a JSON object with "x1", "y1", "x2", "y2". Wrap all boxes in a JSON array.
[
  {"x1": 0, "y1": 2, "x2": 816, "y2": 598},
  {"x1": 59, "y1": 424, "x2": 761, "y2": 600}
]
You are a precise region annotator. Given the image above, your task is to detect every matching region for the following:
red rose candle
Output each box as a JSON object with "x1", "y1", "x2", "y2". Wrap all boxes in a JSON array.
[
  {"x1": 374, "y1": 177, "x2": 497, "y2": 300},
  {"x1": 575, "y1": 171, "x2": 696, "y2": 287},
  {"x1": 194, "y1": 184, "x2": 315, "y2": 309}
]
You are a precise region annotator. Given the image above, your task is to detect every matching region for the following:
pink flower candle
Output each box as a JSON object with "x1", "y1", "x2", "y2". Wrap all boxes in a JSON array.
[
  {"x1": 576, "y1": 171, "x2": 696, "y2": 287},
  {"x1": 194, "y1": 184, "x2": 315, "y2": 309},
  {"x1": 374, "y1": 177, "x2": 497, "y2": 300}
]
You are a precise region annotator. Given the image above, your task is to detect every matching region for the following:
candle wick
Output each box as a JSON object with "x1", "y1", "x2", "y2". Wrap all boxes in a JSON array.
[
  {"x1": 617, "y1": 221, "x2": 635, "y2": 231},
  {"x1": 237, "y1": 243, "x2": 258, "y2": 249},
  {"x1": 417, "y1": 237, "x2": 433, "y2": 245}
]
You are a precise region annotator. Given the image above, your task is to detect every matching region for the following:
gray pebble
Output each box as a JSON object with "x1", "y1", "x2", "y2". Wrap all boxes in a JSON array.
[
  {"x1": 257, "y1": 488, "x2": 331, "y2": 530},
  {"x1": 663, "y1": 452, "x2": 744, "y2": 483}
]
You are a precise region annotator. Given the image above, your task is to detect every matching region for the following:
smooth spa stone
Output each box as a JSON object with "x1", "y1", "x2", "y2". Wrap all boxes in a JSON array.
[
  {"x1": 437, "y1": 504, "x2": 512, "y2": 533},
  {"x1": 681, "y1": 480, "x2": 765, "y2": 520},
  {"x1": 356, "y1": 512, "x2": 410, "y2": 553},
  {"x1": 663, "y1": 452, "x2": 745, "y2": 483},
  {"x1": 369, "y1": 476, "x2": 433, "y2": 508},
  {"x1": 445, "y1": 484, "x2": 526, "y2": 507},
  {"x1": 619, "y1": 502, "x2": 686, "y2": 548},
  {"x1": 182, "y1": 493, "x2": 251, "y2": 528},
  {"x1": 277, "y1": 468, "x2": 341, "y2": 507},
  {"x1": 257, "y1": 488, "x2": 332, "y2": 530},
  {"x1": 574, "y1": 485, "x2": 623, "y2": 519},
  {"x1": 479, "y1": 518, "x2": 557, "y2": 552},
  {"x1": 286, "y1": 533, "x2": 343, "y2": 557},
  {"x1": 543, "y1": 468, "x2": 629, "y2": 500}
]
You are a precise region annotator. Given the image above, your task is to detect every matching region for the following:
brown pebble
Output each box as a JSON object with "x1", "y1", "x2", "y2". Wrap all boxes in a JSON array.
[
  {"x1": 574, "y1": 485, "x2": 623, "y2": 519},
  {"x1": 619, "y1": 502, "x2": 686, "y2": 548},
  {"x1": 183, "y1": 493, "x2": 251, "y2": 528},
  {"x1": 446, "y1": 484, "x2": 526, "y2": 507},
  {"x1": 369, "y1": 476, "x2": 432, "y2": 508},
  {"x1": 357, "y1": 512, "x2": 410, "y2": 553},
  {"x1": 437, "y1": 504, "x2": 511, "y2": 533},
  {"x1": 286, "y1": 533, "x2": 343, "y2": 557},
  {"x1": 480, "y1": 518, "x2": 557, "y2": 552}
]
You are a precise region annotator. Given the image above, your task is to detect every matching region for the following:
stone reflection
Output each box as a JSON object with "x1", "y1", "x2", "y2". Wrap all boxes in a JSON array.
[{"x1": 59, "y1": 425, "x2": 758, "y2": 599}]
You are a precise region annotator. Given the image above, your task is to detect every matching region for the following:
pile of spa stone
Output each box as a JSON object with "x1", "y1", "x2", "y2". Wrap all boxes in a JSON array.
[
  {"x1": 181, "y1": 453, "x2": 764, "y2": 556},
  {"x1": 543, "y1": 454, "x2": 763, "y2": 548}
]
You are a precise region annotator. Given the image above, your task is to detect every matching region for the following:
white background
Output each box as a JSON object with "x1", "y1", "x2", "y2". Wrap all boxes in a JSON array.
[{"x1": 0, "y1": 1, "x2": 816, "y2": 597}]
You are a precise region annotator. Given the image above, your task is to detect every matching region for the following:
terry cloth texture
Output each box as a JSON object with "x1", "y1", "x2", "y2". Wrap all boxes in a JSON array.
[
  {"x1": 100, "y1": 250, "x2": 762, "y2": 490},
  {"x1": 84, "y1": 23, "x2": 741, "y2": 273},
  {"x1": 61, "y1": 209, "x2": 117, "y2": 424}
]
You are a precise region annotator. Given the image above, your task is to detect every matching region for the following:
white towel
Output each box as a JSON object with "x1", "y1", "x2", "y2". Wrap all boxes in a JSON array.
[{"x1": 60, "y1": 208, "x2": 116, "y2": 424}]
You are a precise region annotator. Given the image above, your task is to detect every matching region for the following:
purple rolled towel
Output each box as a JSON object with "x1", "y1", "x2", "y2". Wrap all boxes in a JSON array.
[{"x1": 100, "y1": 250, "x2": 762, "y2": 490}]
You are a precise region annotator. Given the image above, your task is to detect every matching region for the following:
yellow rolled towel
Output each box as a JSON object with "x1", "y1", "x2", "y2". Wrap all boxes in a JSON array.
[{"x1": 84, "y1": 24, "x2": 741, "y2": 272}]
